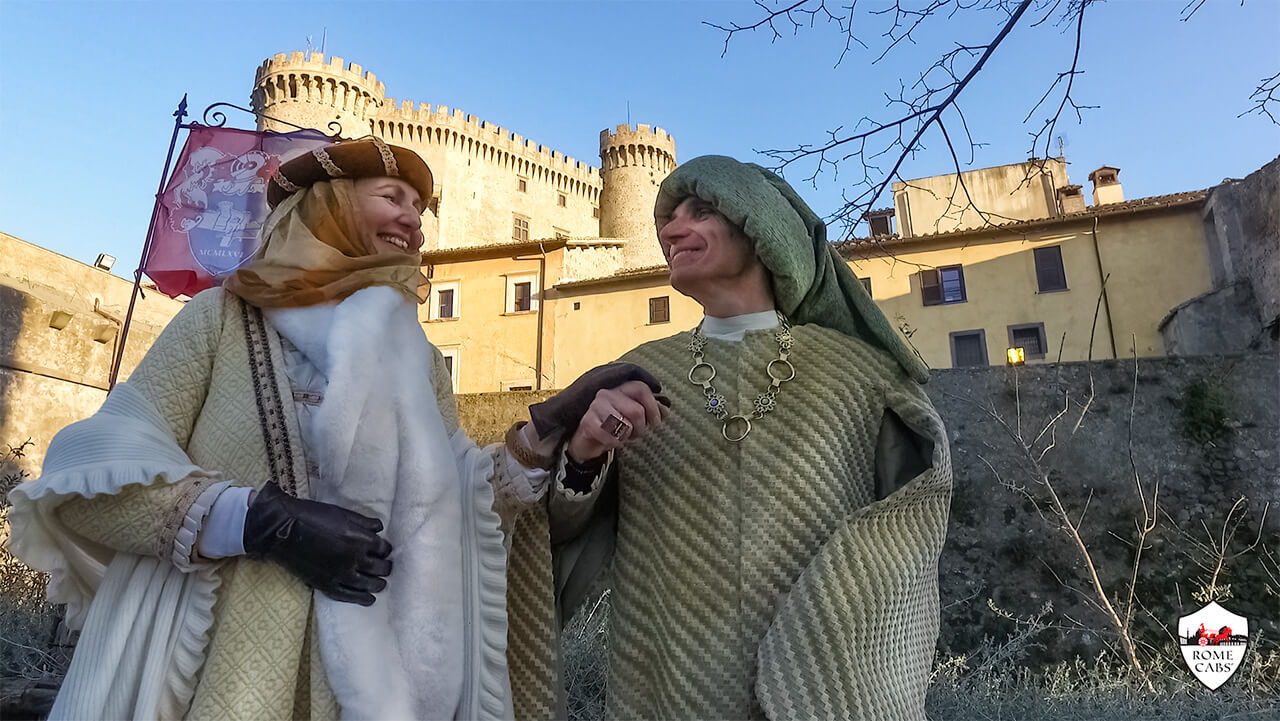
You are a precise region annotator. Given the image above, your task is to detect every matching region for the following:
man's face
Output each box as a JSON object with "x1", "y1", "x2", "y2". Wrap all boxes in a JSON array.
[
  {"x1": 354, "y1": 176, "x2": 425, "y2": 257},
  {"x1": 658, "y1": 197, "x2": 759, "y2": 298}
]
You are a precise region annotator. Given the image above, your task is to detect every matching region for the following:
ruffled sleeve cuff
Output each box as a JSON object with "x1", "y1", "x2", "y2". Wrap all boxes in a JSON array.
[
  {"x1": 553, "y1": 446, "x2": 612, "y2": 501},
  {"x1": 172, "y1": 482, "x2": 252, "y2": 572}
]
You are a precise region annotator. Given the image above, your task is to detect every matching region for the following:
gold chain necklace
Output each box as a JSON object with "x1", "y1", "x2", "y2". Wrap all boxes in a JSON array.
[{"x1": 687, "y1": 313, "x2": 795, "y2": 442}]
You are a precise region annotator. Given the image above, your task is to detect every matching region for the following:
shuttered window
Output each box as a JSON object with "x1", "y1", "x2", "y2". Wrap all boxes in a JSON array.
[
  {"x1": 649, "y1": 296, "x2": 670, "y2": 324},
  {"x1": 1034, "y1": 246, "x2": 1068, "y2": 292},
  {"x1": 922, "y1": 266, "x2": 966, "y2": 306}
]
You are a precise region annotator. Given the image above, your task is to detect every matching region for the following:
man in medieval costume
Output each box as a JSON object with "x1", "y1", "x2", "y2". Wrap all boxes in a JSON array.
[
  {"x1": 509, "y1": 155, "x2": 952, "y2": 721},
  {"x1": 5, "y1": 137, "x2": 661, "y2": 721}
]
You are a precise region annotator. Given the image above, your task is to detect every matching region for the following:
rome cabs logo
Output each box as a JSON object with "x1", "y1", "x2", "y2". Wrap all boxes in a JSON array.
[{"x1": 1178, "y1": 601, "x2": 1249, "y2": 690}]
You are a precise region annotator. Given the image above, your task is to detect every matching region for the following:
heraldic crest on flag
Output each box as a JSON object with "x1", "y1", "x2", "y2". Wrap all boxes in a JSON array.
[{"x1": 145, "y1": 125, "x2": 331, "y2": 298}]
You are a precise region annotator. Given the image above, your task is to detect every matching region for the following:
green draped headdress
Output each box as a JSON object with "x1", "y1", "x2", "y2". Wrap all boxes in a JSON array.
[{"x1": 654, "y1": 155, "x2": 930, "y2": 384}]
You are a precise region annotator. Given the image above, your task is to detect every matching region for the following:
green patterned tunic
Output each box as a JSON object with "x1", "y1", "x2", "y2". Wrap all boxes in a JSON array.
[{"x1": 551, "y1": 323, "x2": 952, "y2": 721}]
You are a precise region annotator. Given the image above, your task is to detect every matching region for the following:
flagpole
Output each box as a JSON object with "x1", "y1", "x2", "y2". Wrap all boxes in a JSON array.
[{"x1": 109, "y1": 95, "x2": 189, "y2": 389}]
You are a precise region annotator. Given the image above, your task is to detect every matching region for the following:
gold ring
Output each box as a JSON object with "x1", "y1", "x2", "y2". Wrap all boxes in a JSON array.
[{"x1": 602, "y1": 413, "x2": 631, "y2": 439}]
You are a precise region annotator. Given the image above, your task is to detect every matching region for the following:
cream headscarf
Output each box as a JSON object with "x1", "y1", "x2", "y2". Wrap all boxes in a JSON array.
[{"x1": 223, "y1": 179, "x2": 427, "y2": 309}]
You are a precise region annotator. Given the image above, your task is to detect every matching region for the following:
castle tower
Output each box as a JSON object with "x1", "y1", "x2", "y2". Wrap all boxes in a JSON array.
[
  {"x1": 599, "y1": 124, "x2": 677, "y2": 269},
  {"x1": 251, "y1": 52, "x2": 386, "y2": 138}
]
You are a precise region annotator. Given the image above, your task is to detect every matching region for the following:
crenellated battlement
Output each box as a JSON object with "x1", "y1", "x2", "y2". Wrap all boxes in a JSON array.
[
  {"x1": 373, "y1": 99, "x2": 601, "y2": 185},
  {"x1": 599, "y1": 123, "x2": 677, "y2": 172},
  {"x1": 255, "y1": 52, "x2": 386, "y2": 99},
  {"x1": 600, "y1": 124, "x2": 676, "y2": 152}
]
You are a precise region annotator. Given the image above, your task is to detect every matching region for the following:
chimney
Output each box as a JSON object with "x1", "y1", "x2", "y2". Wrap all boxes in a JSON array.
[
  {"x1": 863, "y1": 208, "x2": 895, "y2": 237},
  {"x1": 1056, "y1": 184, "x2": 1086, "y2": 214},
  {"x1": 1088, "y1": 166, "x2": 1123, "y2": 206}
]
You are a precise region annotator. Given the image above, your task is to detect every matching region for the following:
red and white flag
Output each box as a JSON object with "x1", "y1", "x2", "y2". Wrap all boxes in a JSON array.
[{"x1": 144, "y1": 126, "x2": 332, "y2": 298}]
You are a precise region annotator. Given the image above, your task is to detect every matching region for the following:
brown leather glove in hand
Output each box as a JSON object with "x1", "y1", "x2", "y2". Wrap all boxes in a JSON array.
[
  {"x1": 528, "y1": 362, "x2": 669, "y2": 440},
  {"x1": 243, "y1": 482, "x2": 393, "y2": 606}
]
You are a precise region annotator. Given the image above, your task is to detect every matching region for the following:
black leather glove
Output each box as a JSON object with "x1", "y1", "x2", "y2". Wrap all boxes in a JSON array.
[
  {"x1": 243, "y1": 482, "x2": 393, "y2": 606},
  {"x1": 528, "y1": 362, "x2": 669, "y2": 439}
]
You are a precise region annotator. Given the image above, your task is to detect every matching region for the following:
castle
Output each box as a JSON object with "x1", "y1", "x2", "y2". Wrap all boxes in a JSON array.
[{"x1": 251, "y1": 51, "x2": 677, "y2": 271}]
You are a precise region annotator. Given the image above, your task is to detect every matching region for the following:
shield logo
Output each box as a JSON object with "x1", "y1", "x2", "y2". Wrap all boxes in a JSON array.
[
  {"x1": 168, "y1": 147, "x2": 271, "y2": 278},
  {"x1": 1178, "y1": 601, "x2": 1249, "y2": 690}
]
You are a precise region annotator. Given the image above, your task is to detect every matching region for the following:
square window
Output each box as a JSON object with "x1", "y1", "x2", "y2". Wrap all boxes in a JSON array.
[
  {"x1": 554, "y1": 228, "x2": 570, "y2": 241},
  {"x1": 507, "y1": 385, "x2": 533, "y2": 392},
  {"x1": 1008, "y1": 323, "x2": 1048, "y2": 360},
  {"x1": 649, "y1": 296, "x2": 670, "y2": 324},
  {"x1": 592, "y1": 206, "x2": 600, "y2": 219},
  {"x1": 858, "y1": 276, "x2": 873, "y2": 297},
  {"x1": 1033, "y1": 246, "x2": 1068, "y2": 292},
  {"x1": 517, "y1": 178, "x2": 528, "y2": 192},
  {"x1": 512, "y1": 215, "x2": 529, "y2": 242},
  {"x1": 950, "y1": 329, "x2": 988, "y2": 367},
  {"x1": 505, "y1": 273, "x2": 539, "y2": 313},
  {"x1": 558, "y1": 193, "x2": 567, "y2": 207},
  {"x1": 429, "y1": 281, "x2": 460, "y2": 320},
  {"x1": 921, "y1": 266, "x2": 966, "y2": 306}
]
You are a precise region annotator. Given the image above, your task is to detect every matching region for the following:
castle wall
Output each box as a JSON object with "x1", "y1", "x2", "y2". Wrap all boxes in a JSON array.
[
  {"x1": 253, "y1": 52, "x2": 613, "y2": 254},
  {"x1": 0, "y1": 233, "x2": 185, "y2": 476}
]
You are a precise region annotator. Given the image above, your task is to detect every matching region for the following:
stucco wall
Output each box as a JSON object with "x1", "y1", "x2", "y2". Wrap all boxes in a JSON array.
[
  {"x1": 1096, "y1": 207, "x2": 1214, "y2": 357},
  {"x1": 549, "y1": 276, "x2": 702, "y2": 384},
  {"x1": 423, "y1": 253, "x2": 560, "y2": 393},
  {"x1": 853, "y1": 223, "x2": 1115, "y2": 368},
  {"x1": 849, "y1": 204, "x2": 1210, "y2": 369},
  {"x1": 893, "y1": 158, "x2": 1070, "y2": 236}
]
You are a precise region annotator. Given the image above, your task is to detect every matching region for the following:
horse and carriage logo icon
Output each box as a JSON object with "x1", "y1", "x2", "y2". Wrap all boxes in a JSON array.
[{"x1": 1177, "y1": 601, "x2": 1249, "y2": 690}]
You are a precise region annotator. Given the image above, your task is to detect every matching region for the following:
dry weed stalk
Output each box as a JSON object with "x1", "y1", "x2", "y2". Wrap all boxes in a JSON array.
[
  {"x1": 950, "y1": 331, "x2": 1157, "y2": 690},
  {"x1": 1164, "y1": 495, "x2": 1271, "y2": 604}
]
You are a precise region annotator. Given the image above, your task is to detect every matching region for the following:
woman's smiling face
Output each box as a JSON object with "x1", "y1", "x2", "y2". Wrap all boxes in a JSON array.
[{"x1": 355, "y1": 176, "x2": 425, "y2": 257}]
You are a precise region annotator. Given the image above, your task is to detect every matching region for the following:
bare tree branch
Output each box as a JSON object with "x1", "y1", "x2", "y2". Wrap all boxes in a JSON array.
[{"x1": 1239, "y1": 70, "x2": 1280, "y2": 126}]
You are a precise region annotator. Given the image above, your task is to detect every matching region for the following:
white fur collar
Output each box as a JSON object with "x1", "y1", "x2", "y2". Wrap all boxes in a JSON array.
[{"x1": 267, "y1": 287, "x2": 466, "y2": 719}]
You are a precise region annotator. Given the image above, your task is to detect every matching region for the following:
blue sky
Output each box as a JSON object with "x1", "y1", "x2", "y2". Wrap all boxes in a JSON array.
[{"x1": 1, "y1": 0, "x2": 1276, "y2": 278}]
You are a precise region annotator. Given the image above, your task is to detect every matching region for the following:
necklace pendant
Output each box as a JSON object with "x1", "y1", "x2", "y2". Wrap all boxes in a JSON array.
[{"x1": 722, "y1": 415, "x2": 752, "y2": 443}]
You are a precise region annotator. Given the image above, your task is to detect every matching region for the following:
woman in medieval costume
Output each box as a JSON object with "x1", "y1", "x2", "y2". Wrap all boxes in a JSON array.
[{"x1": 5, "y1": 137, "x2": 657, "y2": 720}]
